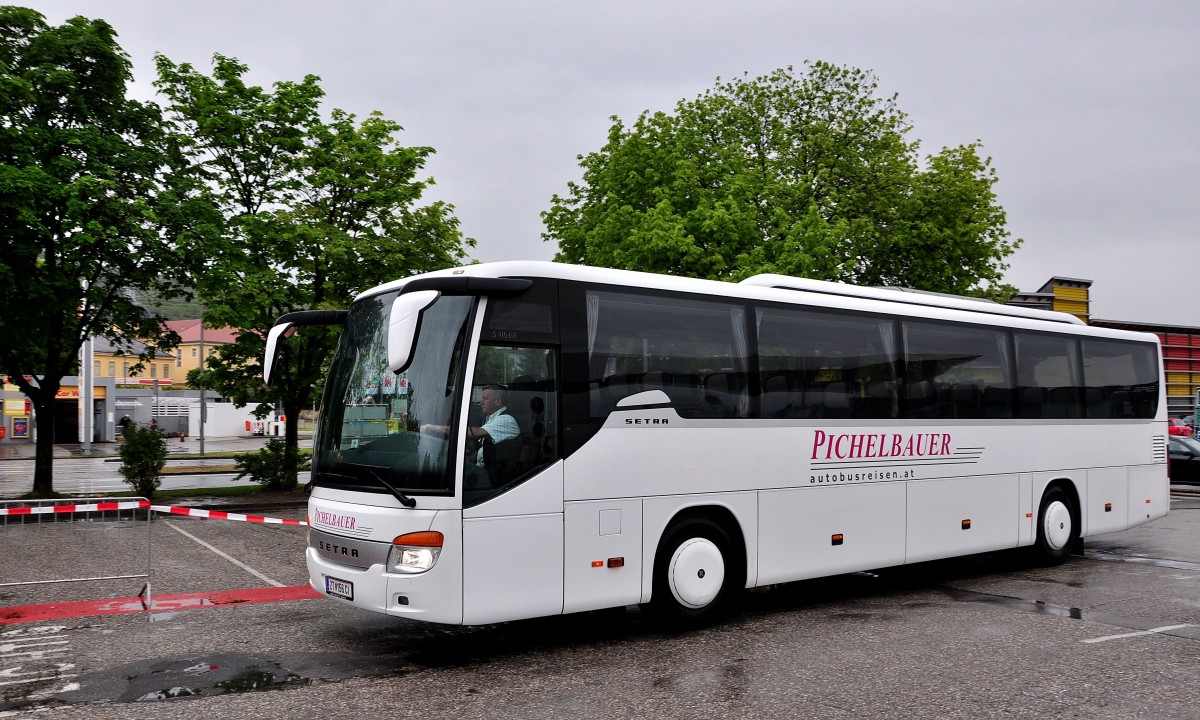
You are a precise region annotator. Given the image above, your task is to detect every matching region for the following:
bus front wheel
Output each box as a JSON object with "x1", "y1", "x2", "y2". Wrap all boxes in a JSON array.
[
  {"x1": 1034, "y1": 487, "x2": 1078, "y2": 566},
  {"x1": 649, "y1": 517, "x2": 742, "y2": 626}
]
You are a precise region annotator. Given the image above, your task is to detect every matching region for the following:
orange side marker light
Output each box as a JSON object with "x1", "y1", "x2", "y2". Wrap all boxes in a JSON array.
[{"x1": 392, "y1": 531, "x2": 444, "y2": 547}]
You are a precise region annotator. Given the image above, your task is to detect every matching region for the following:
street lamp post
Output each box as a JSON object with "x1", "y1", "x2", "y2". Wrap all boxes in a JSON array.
[
  {"x1": 81, "y1": 334, "x2": 93, "y2": 454},
  {"x1": 199, "y1": 316, "x2": 206, "y2": 455}
]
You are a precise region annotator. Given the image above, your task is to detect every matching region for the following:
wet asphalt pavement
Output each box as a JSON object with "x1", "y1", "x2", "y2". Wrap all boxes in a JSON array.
[{"x1": 1, "y1": 456, "x2": 1199, "y2": 718}]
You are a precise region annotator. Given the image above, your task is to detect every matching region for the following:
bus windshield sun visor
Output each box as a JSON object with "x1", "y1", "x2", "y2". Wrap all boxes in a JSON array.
[
  {"x1": 263, "y1": 309, "x2": 348, "y2": 386},
  {"x1": 400, "y1": 276, "x2": 533, "y2": 297}
]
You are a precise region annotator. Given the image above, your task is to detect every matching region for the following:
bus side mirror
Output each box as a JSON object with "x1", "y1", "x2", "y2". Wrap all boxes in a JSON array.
[
  {"x1": 264, "y1": 309, "x2": 348, "y2": 386},
  {"x1": 388, "y1": 290, "x2": 440, "y2": 374},
  {"x1": 263, "y1": 322, "x2": 294, "y2": 387}
]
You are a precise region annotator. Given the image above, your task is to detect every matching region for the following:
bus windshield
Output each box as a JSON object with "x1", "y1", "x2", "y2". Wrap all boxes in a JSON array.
[{"x1": 312, "y1": 291, "x2": 475, "y2": 496}]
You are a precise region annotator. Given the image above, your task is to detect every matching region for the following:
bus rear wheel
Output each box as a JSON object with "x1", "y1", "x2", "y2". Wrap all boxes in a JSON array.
[
  {"x1": 649, "y1": 517, "x2": 742, "y2": 627},
  {"x1": 1034, "y1": 487, "x2": 1077, "y2": 566}
]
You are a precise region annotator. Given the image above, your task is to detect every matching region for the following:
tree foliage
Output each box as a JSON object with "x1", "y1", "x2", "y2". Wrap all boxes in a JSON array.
[
  {"x1": 544, "y1": 62, "x2": 1020, "y2": 299},
  {"x1": 154, "y1": 54, "x2": 474, "y2": 477},
  {"x1": 118, "y1": 421, "x2": 167, "y2": 498},
  {"x1": 0, "y1": 8, "x2": 183, "y2": 495},
  {"x1": 233, "y1": 437, "x2": 305, "y2": 491}
]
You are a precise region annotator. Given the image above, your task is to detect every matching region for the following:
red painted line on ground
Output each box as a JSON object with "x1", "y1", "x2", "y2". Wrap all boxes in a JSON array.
[{"x1": 0, "y1": 584, "x2": 322, "y2": 625}]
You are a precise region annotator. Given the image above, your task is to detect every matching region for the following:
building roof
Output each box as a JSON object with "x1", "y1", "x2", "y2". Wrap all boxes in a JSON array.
[
  {"x1": 1090, "y1": 318, "x2": 1200, "y2": 334},
  {"x1": 163, "y1": 320, "x2": 239, "y2": 344},
  {"x1": 1035, "y1": 276, "x2": 1093, "y2": 293},
  {"x1": 92, "y1": 335, "x2": 175, "y2": 360}
]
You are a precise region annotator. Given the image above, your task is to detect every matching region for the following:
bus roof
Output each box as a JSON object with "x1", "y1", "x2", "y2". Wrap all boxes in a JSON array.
[
  {"x1": 360, "y1": 261, "x2": 1153, "y2": 340},
  {"x1": 740, "y1": 274, "x2": 1085, "y2": 326}
]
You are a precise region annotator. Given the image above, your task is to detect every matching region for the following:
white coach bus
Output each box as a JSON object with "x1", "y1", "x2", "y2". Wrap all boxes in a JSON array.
[{"x1": 265, "y1": 262, "x2": 1168, "y2": 626}]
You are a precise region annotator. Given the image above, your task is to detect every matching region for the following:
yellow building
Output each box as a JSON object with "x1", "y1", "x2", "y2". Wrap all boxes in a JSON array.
[
  {"x1": 1006, "y1": 277, "x2": 1091, "y2": 324},
  {"x1": 90, "y1": 321, "x2": 237, "y2": 387},
  {"x1": 163, "y1": 320, "x2": 238, "y2": 379},
  {"x1": 92, "y1": 336, "x2": 178, "y2": 385}
]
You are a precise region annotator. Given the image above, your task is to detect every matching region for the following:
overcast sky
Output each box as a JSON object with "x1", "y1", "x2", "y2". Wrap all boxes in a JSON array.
[{"x1": 26, "y1": 1, "x2": 1200, "y2": 325}]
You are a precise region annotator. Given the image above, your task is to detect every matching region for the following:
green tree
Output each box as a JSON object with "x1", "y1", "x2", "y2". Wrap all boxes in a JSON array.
[
  {"x1": 154, "y1": 54, "x2": 473, "y2": 479},
  {"x1": 0, "y1": 8, "x2": 183, "y2": 496},
  {"x1": 544, "y1": 62, "x2": 1020, "y2": 299}
]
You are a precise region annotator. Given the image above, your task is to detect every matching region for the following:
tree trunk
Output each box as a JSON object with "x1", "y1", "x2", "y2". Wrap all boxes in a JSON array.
[
  {"x1": 31, "y1": 393, "x2": 56, "y2": 497},
  {"x1": 284, "y1": 398, "x2": 302, "y2": 487}
]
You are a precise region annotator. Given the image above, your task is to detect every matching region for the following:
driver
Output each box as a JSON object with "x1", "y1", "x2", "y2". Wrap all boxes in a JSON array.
[
  {"x1": 420, "y1": 384, "x2": 519, "y2": 465},
  {"x1": 467, "y1": 385, "x2": 519, "y2": 460}
]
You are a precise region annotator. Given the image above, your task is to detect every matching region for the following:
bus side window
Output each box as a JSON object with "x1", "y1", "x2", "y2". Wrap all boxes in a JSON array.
[
  {"x1": 585, "y1": 289, "x2": 750, "y2": 420},
  {"x1": 1014, "y1": 332, "x2": 1083, "y2": 420},
  {"x1": 465, "y1": 345, "x2": 559, "y2": 505},
  {"x1": 1081, "y1": 339, "x2": 1159, "y2": 419},
  {"x1": 902, "y1": 321, "x2": 1013, "y2": 420},
  {"x1": 756, "y1": 305, "x2": 899, "y2": 420}
]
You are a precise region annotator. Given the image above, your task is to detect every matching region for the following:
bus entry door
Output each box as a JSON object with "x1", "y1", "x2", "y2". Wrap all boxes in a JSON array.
[{"x1": 461, "y1": 463, "x2": 565, "y2": 625}]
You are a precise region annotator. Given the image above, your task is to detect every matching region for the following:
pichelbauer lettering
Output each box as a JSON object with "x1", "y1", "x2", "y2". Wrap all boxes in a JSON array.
[
  {"x1": 312, "y1": 509, "x2": 357, "y2": 531},
  {"x1": 810, "y1": 429, "x2": 952, "y2": 461}
]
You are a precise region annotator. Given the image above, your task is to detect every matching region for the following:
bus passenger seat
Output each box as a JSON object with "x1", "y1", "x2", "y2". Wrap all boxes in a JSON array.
[
  {"x1": 982, "y1": 386, "x2": 1012, "y2": 418},
  {"x1": 703, "y1": 372, "x2": 746, "y2": 418},
  {"x1": 860, "y1": 380, "x2": 897, "y2": 418},
  {"x1": 904, "y1": 380, "x2": 935, "y2": 418},
  {"x1": 761, "y1": 374, "x2": 797, "y2": 418},
  {"x1": 951, "y1": 384, "x2": 982, "y2": 418},
  {"x1": 1017, "y1": 387, "x2": 1045, "y2": 419},
  {"x1": 821, "y1": 382, "x2": 853, "y2": 418}
]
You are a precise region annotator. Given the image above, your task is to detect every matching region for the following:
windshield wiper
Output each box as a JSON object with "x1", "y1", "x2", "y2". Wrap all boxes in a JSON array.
[
  {"x1": 315, "y1": 466, "x2": 417, "y2": 508},
  {"x1": 349, "y1": 463, "x2": 417, "y2": 508}
]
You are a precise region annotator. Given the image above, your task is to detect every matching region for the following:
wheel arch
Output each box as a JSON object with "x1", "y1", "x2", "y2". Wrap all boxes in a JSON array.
[
  {"x1": 1038, "y1": 476, "x2": 1083, "y2": 538},
  {"x1": 641, "y1": 497, "x2": 755, "y2": 605}
]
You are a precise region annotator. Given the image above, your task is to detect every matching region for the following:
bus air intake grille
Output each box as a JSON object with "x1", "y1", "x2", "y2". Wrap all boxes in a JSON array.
[{"x1": 1152, "y1": 436, "x2": 1167, "y2": 463}]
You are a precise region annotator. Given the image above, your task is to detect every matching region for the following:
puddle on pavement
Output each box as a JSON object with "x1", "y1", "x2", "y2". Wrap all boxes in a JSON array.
[
  {"x1": 214, "y1": 667, "x2": 306, "y2": 694},
  {"x1": 122, "y1": 655, "x2": 310, "y2": 702},
  {"x1": 943, "y1": 587, "x2": 1199, "y2": 640}
]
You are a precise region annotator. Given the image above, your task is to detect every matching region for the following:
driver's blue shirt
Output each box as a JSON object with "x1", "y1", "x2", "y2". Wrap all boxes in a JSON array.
[{"x1": 477, "y1": 406, "x2": 519, "y2": 464}]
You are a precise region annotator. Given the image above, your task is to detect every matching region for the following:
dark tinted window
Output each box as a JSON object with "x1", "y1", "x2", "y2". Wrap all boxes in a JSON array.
[
  {"x1": 1014, "y1": 333, "x2": 1083, "y2": 418},
  {"x1": 756, "y1": 306, "x2": 899, "y2": 419},
  {"x1": 1082, "y1": 339, "x2": 1159, "y2": 419},
  {"x1": 903, "y1": 321, "x2": 1013, "y2": 419},
  {"x1": 586, "y1": 290, "x2": 749, "y2": 419},
  {"x1": 483, "y1": 283, "x2": 558, "y2": 344}
]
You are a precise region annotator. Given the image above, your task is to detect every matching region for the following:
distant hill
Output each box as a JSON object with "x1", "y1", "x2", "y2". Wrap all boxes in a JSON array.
[
  {"x1": 151, "y1": 296, "x2": 204, "y2": 321},
  {"x1": 136, "y1": 288, "x2": 203, "y2": 321}
]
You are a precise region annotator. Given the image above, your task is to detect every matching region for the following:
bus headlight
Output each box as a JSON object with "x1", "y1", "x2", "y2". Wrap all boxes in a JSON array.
[{"x1": 387, "y1": 531, "x2": 444, "y2": 574}]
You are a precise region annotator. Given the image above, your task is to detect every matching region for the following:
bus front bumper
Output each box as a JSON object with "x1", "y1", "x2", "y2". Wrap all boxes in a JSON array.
[{"x1": 306, "y1": 546, "x2": 464, "y2": 624}]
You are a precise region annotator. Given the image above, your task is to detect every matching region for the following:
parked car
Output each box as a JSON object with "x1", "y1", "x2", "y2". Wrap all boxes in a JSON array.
[
  {"x1": 1167, "y1": 417, "x2": 1193, "y2": 437},
  {"x1": 1168, "y1": 435, "x2": 1200, "y2": 484}
]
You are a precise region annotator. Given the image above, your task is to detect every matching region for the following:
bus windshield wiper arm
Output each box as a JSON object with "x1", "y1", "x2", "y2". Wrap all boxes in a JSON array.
[
  {"x1": 316, "y1": 466, "x2": 417, "y2": 508},
  {"x1": 350, "y1": 463, "x2": 417, "y2": 508}
]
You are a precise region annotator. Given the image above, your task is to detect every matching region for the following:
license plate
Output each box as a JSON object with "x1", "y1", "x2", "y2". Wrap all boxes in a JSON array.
[{"x1": 325, "y1": 575, "x2": 354, "y2": 601}]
